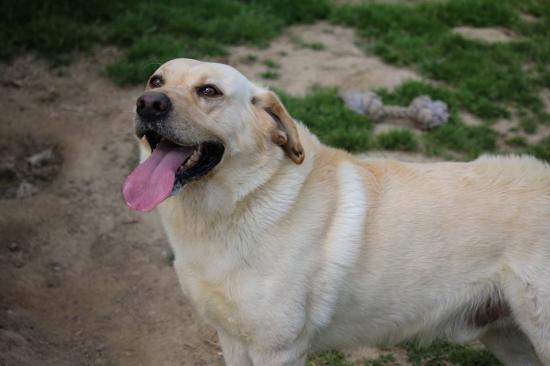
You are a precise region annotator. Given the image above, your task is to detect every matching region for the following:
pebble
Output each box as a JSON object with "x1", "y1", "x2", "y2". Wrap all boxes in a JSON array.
[
  {"x1": 26, "y1": 148, "x2": 55, "y2": 168},
  {"x1": 8, "y1": 242, "x2": 19, "y2": 252},
  {"x1": 16, "y1": 180, "x2": 38, "y2": 199}
]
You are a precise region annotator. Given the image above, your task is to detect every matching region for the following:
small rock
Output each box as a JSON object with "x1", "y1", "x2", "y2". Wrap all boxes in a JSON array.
[
  {"x1": 8, "y1": 242, "x2": 20, "y2": 252},
  {"x1": 12, "y1": 254, "x2": 26, "y2": 268},
  {"x1": 38, "y1": 87, "x2": 60, "y2": 103},
  {"x1": 2, "y1": 79, "x2": 22, "y2": 88},
  {"x1": 0, "y1": 159, "x2": 16, "y2": 181},
  {"x1": 0, "y1": 329, "x2": 29, "y2": 347},
  {"x1": 26, "y1": 148, "x2": 55, "y2": 169},
  {"x1": 45, "y1": 278, "x2": 61, "y2": 288},
  {"x1": 16, "y1": 181, "x2": 38, "y2": 199}
]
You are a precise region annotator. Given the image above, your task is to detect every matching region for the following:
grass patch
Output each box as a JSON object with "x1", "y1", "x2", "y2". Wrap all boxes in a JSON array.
[
  {"x1": 308, "y1": 351, "x2": 352, "y2": 366},
  {"x1": 376, "y1": 80, "x2": 460, "y2": 108},
  {"x1": 4, "y1": 0, "x2": 550, "y2": 133},
  {"x1": 332, "y1": 0, "x2": 550, "y2": 124},
  {"x1": 279, "y1": 88, "x2": 373, "y2": 152},
  {"x1": 239, "y1": 54, "x2": 258, "y2": 64},
  {"x1": 308, "y1": 42, "x2": 326, "y2": 51},
  {"x1": 506, "y1": 136, "x2": 528, "y2": 147},
  {"x1": 289, "y1": 34, "x2": 327, "y2": 50},
  {"x1": 105, "y1": 35, "x2": 228, "y2": 85},
  {"x1": 264, "y1": 59, "x2": 281, "y2": 69},
  {"x1": 376, "y1": 81, "x2": 497, "y2": 158},
  {"x1": 520, "y1": 118, "x2": 539, "y2": 134},
  {"x1": 280, "y1": 84, "x2": 496, "y2": 158},
  {"x1": 364, "y1": 353, "x2": 396, "y2": 366},
  {"x1": 165, "y1": 251, "x2": 176, "y2": 267},
  {"x1": 405, "y1": 340, "x2": 501, "y2": 366},
  {"x1": 376, "y1": 129, "x2": 419, "y2": 152},
  {"x1": 424, "y1": 122, "x2": 497, "y2": 159},
  {"x1": 527, "y1": 135, "x2": 550, "y2": 162},
  {"x1": 1, "y1": 0, "x2": 331, "y2": 84},
  {"x1": 260, "y1": 70, "x2": 281, "y2": 80}
]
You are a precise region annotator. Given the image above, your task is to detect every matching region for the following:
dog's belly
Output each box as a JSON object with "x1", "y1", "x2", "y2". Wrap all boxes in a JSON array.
[
  {"x1": 310, "y1": 283, "x2": 510, "y2": 351},
  {"x1": 308, "y1": 233, "x2": 514, "y2": 351}
]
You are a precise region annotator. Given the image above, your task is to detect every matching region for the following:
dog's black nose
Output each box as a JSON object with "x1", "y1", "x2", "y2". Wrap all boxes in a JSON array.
[{"x1": 136, "y1": 92, "x2": 172, "y2": 121}]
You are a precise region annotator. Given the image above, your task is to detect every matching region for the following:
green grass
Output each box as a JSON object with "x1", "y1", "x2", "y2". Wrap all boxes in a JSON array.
[
  {"x1": 376, "y1": 129, "x2": 419, "y2": 152},
  {"x1": 520, "y1": 118, "x2": 539, "y2": 134},
  {"x1": 264, "y1": 59, "x2": 281, "y2": 69},
  {"x1": 332, "y1": 0, "x2": 550, "y2": 125},
  {"x1": 1, "y1": 0, "x2": 331, "y2": 84},
  {"x1": 239, "y1": 54, "x2": 258, "y2": 64},
  {"x1": 424, "y1": 122, "x2": 497, "y2": 159},
  {"x1": 405, "y1": 340, "x2": 501, "y2": 366},
  {"x1": 376, "y1": 81, "x2": 497, "y2": 158},
  {"x1": 260, "y1": 70, "x2": 281, "y2": 80},
  {"x1": 289, "y1": 34, "x2": 327, "y2": 50},
  {"x1": 261, "y1": 58, "x2": 282, "y2": 79},
  {"x1": 279, "y1": 88, "x2": 373, "y2": 152},
  {"x1": 2, "y1": 0, "x2": 545, "y2": 159},
  {"x1": 308, "y1": 42, "x2": 326, "y2": 51},
  {"x1": 276, "y1": 83, "x2": 501, "y2": 157},
  {"x1": 4, "y1": 0, "x2": 549, "y2": 129},
  {"x1": 364, "y1": 353, "x2": 396, "y2": 366},
  {"x1": 308, "y1": 351, "x2": 352, "y2": 366},
  {"x1": 527, "y1": 136, "x2": 550, "y2": 162},
  {"x1": 506, "y1": 136, "x2": 528, "y2": 148},
  {"x1": 165, "y1": 251, "x2": 176, "y2": 267},
  {"x1": 308, "y1": 339, "x2": 503, "y2": 366}
]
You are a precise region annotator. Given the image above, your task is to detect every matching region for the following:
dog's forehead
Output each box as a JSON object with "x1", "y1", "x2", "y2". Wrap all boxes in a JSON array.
[{"x1": 157, "y1": 58, "x2": 252, "y2": 97}]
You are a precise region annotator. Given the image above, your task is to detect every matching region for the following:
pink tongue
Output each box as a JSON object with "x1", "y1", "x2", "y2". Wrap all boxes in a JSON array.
[{"x1": 122, "y1": 141, "x2": 194, "y2": 212}]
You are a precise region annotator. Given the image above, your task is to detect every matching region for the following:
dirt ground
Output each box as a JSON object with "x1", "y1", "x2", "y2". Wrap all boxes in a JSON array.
[
  {"x1": 1, "y1": 23, "x2": 513, "y2": 366},
  {"x1": 0, "y1": 49, "x2": 224, "y2": 366},
  {"x1": 227, "y1": 22, "x2": 421, "y2": 95}
]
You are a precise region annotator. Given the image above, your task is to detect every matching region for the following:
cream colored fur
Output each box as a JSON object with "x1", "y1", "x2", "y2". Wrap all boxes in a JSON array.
[{"x1": 136, "y1": 59, "x2": 550, "y2": 366}]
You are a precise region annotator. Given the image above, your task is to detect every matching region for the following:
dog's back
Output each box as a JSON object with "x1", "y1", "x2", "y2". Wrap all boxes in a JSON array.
[{"x1": 328, "y1": 154, "x2": 550, "y2": 361}]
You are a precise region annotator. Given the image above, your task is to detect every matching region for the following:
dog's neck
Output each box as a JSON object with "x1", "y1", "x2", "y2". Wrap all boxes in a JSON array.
[{"x1": 159, "y1": 122, "x2": 320, "y2": 227}]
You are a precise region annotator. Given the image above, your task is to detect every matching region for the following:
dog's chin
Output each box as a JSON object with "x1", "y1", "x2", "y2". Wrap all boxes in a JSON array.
[{"x1": 142, "y1": 129, "x2": 225, "y2": 195}]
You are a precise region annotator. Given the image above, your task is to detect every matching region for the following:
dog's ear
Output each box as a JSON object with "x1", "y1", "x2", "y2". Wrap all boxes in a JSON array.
[{"x1": 252, "y1": 90, "x2": 304, "y2": 164}]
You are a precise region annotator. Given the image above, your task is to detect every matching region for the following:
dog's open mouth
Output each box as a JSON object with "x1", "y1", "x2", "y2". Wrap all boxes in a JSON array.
[{"x1": 122, "y1": 129, "x2": 224, "y2": 212}]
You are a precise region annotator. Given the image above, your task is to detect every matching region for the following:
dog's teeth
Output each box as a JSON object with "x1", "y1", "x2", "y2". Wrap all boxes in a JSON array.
[{"x1": 182, "y1": 149, "x2": 201, "y2": 169}]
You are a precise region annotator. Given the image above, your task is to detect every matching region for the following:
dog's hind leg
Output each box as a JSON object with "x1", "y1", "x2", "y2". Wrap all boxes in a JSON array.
[
  {"x1": 503, "y1": 271, "x2": 550, "y2": 364},
  {"x1": 480, "y1": 322, "x2": 543, "y2": 366}
]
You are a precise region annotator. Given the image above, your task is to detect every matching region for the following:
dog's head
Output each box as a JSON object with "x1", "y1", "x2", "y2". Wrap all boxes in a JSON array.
[{"x1": 122, "y1": 58, "x2": 304, "y2": 212}]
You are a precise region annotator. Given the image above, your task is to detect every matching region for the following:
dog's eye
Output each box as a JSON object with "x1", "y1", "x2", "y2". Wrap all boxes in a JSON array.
[
  {"x1": 197, "y1": 84, "x2": 223, "y2": 98},
  {"x1": 149, "y1": 75, "x2": 163, "y2": 88}
]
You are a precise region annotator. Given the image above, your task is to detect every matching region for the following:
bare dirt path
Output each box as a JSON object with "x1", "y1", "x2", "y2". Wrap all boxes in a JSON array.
[
  {"x1": 227, "y1": 22, "x2": 421, "y2": 95},
  {"x1": 1, "y1": 50, "x2": 222, "y2": 366}
]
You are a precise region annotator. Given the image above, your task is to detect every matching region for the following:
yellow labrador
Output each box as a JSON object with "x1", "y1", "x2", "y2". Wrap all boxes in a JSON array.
[{"x1": 123, "y1": 58, "x2": 550, "y2": 366}]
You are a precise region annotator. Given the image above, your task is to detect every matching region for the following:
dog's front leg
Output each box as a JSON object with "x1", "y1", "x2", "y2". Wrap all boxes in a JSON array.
[
  {"x1": 219, "y1": 332, "x2": 307, "y2": 366},
  {"x1": 218, "y1": 331, "x2": 253, "y2": 366}
]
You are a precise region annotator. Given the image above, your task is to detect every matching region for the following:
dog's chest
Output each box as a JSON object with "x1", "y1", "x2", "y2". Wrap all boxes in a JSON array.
[
  {"x1": 173, "y1": 237, "x2": 309, "y2": 344},
  {"x1": 176, "y1": 262, "x2": 263, "y2": 341}
]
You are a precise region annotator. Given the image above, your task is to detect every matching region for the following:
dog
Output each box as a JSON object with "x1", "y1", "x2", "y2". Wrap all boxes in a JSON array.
[{"x1": 123, "y1": 58, "x2": 550, "y2": 366}]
